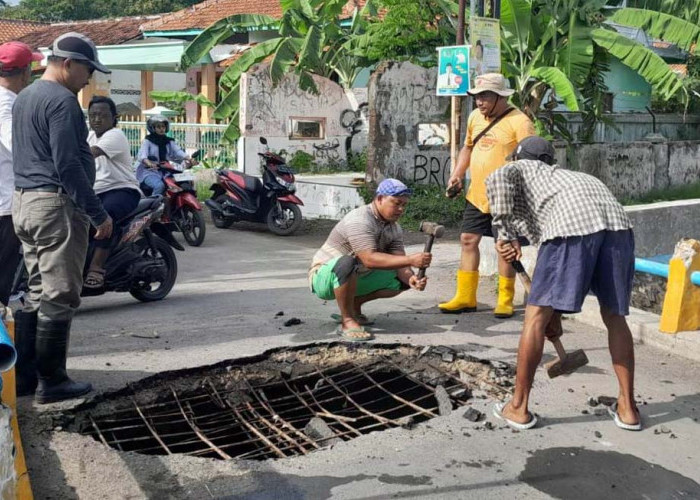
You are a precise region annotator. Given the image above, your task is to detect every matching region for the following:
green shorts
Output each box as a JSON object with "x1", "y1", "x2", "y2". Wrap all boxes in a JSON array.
[{"x1": 311, "y1": 256, "x2": 404, "y2": 301}]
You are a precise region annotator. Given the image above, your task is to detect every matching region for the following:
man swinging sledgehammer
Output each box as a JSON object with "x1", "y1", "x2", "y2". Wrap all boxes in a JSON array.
[
  {"x1": 486, "y1": 136, "x2": 641, "y2": 431},
  {"x1": 308, "y1": 179, "x2": 431, "y2": 342}
]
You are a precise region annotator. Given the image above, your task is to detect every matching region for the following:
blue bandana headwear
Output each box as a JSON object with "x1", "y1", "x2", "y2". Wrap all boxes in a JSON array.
[{"x1": 376, "y1": 179, "x2": 412, "y2": 197}]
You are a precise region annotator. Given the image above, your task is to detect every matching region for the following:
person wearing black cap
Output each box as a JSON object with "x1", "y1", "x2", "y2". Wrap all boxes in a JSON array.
[
  {"x1": 11, "y1": 32, "x2": 112, "y2": 404},
  {"x1": 486, "y1": 136, "x2": 640, "y2": 431}
]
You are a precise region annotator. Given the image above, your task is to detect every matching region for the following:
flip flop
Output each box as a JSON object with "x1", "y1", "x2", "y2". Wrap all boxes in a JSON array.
[
  {"x1": 492, "y1": 401, "x2": 538, "y2": 430},
  {"x1": 330, "y1": 313, "x2": 375, "y2": 326},
  {"x1": 608, "y1": 402, "x2": 642, "y2": 431},
  {"x1": 336, "y1": 326, "x2": 374, "y2": 342}
]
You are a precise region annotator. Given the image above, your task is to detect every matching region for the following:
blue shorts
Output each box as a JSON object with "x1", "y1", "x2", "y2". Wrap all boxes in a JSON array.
[{"x1": 528, "y1": 229, "x2": 634, "y2": 316}]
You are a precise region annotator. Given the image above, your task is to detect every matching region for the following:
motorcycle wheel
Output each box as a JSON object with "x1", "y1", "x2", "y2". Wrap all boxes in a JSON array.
[
  {"x1": 211, "y1": 194, "x2": 235, "y2": 229},
  {"x1": 266, "y1": 202, "x2": 302, "y2": 236},
  {"x1": 178, "y1": 206, "x2": 206, "y2": 246},
  {"x1": 129, "y1": 236, "x2": 178, "y2": 302}
]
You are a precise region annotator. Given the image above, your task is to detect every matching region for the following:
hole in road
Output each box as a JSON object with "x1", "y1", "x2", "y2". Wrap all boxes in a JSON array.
[{"x1": 68, "y1": 343, "x2": 514, "y2": 460}]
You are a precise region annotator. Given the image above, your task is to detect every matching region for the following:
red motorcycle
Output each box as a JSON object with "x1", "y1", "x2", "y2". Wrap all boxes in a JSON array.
[
  {"x1": 205, "y1": 137, "x2": 304, "y2": 236},
  {"x1": 141, "y1": 153, "x2": 206, "y2": 247}
]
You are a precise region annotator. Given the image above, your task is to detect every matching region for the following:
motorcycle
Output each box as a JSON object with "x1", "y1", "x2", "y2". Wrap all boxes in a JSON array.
[
  {"x1": 11, "y1": 196, "x2": 182, "y2": 304},
  {"x1": 205, "y1": 137, "x2": 304, "y2": 236},
  {"x1": 140, "y1": 151, "x2": 206, "y2": 247}
]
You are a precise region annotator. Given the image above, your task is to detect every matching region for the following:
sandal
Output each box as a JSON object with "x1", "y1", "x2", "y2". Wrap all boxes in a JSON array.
[
  {"x1": 330, "y1": 313, "x2": 375, "y2": 326},
  {"x1": 84, "y1": 269, "x2": 106, "y2": 289},
  {"x1": 608, "y1": 402, "x2": 642, "y2": 431},
  {"x1": 336, "y1": 326, "x2": 374, "y2": 342},
  {"x1": 492, "y1": 401, "x2": 538, "y2": 430}
]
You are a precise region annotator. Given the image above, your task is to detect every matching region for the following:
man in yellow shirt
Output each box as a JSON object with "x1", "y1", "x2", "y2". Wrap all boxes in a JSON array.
[{"x1": 439, "y1": 73, "x2": 535, "y2": 317}]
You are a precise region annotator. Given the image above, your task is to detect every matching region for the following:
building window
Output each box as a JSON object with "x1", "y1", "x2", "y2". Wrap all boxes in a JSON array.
[{"x1": 289, "y1": 117, "x2": 325, "y2": 140}]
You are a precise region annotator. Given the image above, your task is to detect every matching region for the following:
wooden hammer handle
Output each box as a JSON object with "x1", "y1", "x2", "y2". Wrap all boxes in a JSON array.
[{"x1": 417, "y1": 234, "x2": 436, "y2": 280}]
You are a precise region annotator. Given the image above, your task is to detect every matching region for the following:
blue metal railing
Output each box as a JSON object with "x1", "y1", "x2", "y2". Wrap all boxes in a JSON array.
[{"x1": 635, "y1": 257, "x2": 700, "y2": 286}]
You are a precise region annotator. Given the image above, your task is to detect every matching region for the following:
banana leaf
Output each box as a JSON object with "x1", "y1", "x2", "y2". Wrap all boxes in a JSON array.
[
  {"x1": 610, "y1": 8, "x2": 700, "y2": 54},
  {"x1": 181, "y1": 14, "x2": 279, "y2": 70},
  {"x1": 213, "y1": 82, "x2": 240, "y2": 120},
  {"x1": 219, "y1": 38, "x2": 282, "y2": 90},
  {"x1": 592, "y1": 27, "x2": 684, "y2": 99},
  {"x1": 270, "y1": 38, "x2": 304, "y2": 85},
  {"x1": 297, "y1": 25, "x2": 323, "y2": 70},
  {"x1": 501, "y1": 0, "x2": 532, "y2": 58},
  {"x1": 530, "y1": 66, "x2": 580, "y2": 111},
  {"x1": 557, "y1": 15, "x2": 594, "y2": 85}
]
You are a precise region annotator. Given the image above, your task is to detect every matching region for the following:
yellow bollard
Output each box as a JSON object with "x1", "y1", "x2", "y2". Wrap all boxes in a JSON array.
[
  {"x1": 0, "y1": 310, "x2": 33, "y2": 499},
  {"x1": 660, "y1": 239, "x2": 700, "y2": 333}
]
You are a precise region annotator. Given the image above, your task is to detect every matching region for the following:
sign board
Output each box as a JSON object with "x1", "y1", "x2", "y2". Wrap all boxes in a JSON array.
[
  {"x1": 436, "y1": 45, "x2": 470, "y2": 96},
  {"x1": 470, "y1": 17, "x2": 501, "y2": 82}
]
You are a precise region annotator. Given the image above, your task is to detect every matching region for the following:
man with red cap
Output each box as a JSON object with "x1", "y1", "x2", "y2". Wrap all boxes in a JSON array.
[
  {"x1": 0, "y1": 42, "x2": 44, "y2": 306},
  {"x1": 0, "y1": 42, "x2": 43, "y2": 309}
]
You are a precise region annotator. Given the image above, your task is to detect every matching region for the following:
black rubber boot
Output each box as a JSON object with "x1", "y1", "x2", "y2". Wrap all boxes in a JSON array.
[
  {"x1": 14, "y1": 310, "x2": 38, "y2": 396},
  {"x1": 34, "y1": 318, "x2": 92, "y2": 404}
]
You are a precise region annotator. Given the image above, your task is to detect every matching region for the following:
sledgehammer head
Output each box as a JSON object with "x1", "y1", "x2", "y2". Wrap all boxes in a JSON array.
[
  {"x1": 545, "y1": 349, "x2": 589, "y2": 378},
  {"x1": 419, "y1": 221, "x2": 445, "y2": 238}
]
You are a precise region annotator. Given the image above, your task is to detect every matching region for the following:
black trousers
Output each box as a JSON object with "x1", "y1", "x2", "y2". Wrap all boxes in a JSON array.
[{"x1": 0, "y1": 215, "x2": 22, "y2": 306}]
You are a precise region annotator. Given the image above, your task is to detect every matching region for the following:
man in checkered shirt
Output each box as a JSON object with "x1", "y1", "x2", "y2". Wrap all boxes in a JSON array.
[{"x1": 486, "y1": 136, "x2": 641, "y2": 431}]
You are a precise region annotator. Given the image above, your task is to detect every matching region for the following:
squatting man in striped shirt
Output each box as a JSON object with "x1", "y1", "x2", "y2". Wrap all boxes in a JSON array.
[
  {"x1": 487, "y1": 136, "x2": 641, "y2": 431},
  {"x1": 308, "y1": 179, "x2": 431, "y2": 342}
]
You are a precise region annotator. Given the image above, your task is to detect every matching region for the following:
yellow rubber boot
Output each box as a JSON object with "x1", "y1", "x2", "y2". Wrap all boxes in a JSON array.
[
  {"x1": 439, "y1": 270, "x2": 479, "y2": 313},
  {"x1": 494, "y1": 276, "x2": 516, "y2": 318}
]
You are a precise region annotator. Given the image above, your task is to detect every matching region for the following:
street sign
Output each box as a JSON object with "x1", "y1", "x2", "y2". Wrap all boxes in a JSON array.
[
  {"x1": 470, "y1": 17, "x2": 501, "y2": 82},
  {"x1": 436, "y1": 45, "x2": 470, "y2": 96}
]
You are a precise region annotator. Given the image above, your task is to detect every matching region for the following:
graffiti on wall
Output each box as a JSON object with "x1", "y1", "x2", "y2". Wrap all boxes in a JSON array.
[{"x1": 369, "y1": 62, "x2": 452, "y2": 186}]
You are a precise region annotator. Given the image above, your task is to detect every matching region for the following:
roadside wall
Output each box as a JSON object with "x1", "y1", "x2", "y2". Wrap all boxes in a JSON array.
[
  {"x1": 554, "y1": 140, "x2": 700, "y2": 199},
  {"x1": 367, "y1": 61, "x2": 458, "y2": 186},
  {"x1": 239, "y1": 64, "x2": 368, "y2": 175}
]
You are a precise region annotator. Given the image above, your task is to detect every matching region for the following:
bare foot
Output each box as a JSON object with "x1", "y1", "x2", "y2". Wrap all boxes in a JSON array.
[
  {"x1": 501, "y1": 401, "x2": 532, "y2": 424},
  {"x1": 616, "y1": 398, "x2": 640, "y2": 425}
]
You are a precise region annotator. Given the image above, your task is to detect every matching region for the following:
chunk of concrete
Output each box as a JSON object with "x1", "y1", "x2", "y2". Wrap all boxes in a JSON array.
[
  {"x1": 304, "y1": 417, "x2": 342, "y2": 447},
  {"x1": 434, "y1": 385, "x2": 453, "y2": 416}
]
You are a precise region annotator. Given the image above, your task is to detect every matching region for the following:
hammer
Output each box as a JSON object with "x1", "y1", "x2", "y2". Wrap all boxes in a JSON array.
[
  {"x1": 511, "y1": 260, "x2": 589, "y2": 378},
  {"x1": 417, "y1": 222, "x2": 445, "y2": 279}
]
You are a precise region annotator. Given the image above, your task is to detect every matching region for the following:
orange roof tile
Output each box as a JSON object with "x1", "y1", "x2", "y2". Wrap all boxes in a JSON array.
[
  {"x1": 16, "y1": 16, "x2": 161, "y2": 49},
  {"x1": 669, "y1": 64, "x2": 688, "y2": 77},
  {"x1": 0, "y1": 18, "x2": 47, "y2": 44},
  {"x1": 142, "y1": 0, "x2": 366, "y2": 32}
]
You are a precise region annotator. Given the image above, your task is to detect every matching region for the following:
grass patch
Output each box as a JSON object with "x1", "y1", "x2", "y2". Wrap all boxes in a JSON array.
[
  {"x1": 359, "y1": 182, "x2": 464, "y2": 232},
  {"x1": 621, "y1": 181, "x2": 700, "y2": 205}
]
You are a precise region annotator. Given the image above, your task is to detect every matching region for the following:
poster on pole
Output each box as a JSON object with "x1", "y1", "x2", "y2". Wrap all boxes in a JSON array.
[
  {"x1": 436, "y1": 45, "x2": 470, "y2": 96},
  {"x1": 470, "y1": 17, "x2": 501, "y2": 82}
]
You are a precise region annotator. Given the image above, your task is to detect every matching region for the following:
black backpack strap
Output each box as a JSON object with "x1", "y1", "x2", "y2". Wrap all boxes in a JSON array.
[{"x1": 471, "y1": 107, "x2": 515, "y2": 147}]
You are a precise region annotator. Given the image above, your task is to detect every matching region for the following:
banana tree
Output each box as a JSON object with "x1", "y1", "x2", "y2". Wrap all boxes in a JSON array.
[
  {"x1": 500, "y1": 0, "x2": 691, "y2": 140},
  {"x1": 180, "y1": 0, "x2": 376, "y2": 143}
]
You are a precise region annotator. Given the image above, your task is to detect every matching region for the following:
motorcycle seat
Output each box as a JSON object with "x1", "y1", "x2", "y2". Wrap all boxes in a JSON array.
[
  {"x1": 117, "y1": 196, "x2": 163, "y2": 225},
  {"x1": 228, "y1": 170, "x2": 263, "y2": 193}
]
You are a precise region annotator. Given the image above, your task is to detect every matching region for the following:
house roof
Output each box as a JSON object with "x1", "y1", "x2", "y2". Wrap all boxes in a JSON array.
[
  {"x1": 16, "y1": 16, "x2": 161, "y2": 49},
  {"x1": 0, "y1": 18, "x2": 47, "y2": 44},
  {"x1": 141, "y1": 0, "x2": 366, "y2": 32}
]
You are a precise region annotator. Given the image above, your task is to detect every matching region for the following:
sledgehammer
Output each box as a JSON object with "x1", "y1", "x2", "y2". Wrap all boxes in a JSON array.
[
  {"x1": 511, "y1": 260, "x2": 589, "y2": 378},
  {"x1": 417, "y1": 222, "x2": 444, "y2": 279}
]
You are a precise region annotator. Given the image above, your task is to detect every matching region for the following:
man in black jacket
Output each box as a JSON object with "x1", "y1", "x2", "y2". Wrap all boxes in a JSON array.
[{"x1": 12, "y1": 32, "x2": 112, "y2": 404}]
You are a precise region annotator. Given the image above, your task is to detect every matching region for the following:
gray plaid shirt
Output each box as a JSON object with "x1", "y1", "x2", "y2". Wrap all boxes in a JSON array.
[{"x1": 486, "y1": 159, "x2": 632, "y2": 245}]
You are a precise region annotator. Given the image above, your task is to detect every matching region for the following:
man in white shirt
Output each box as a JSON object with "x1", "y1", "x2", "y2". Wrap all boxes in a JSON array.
[{"x1": 0, "y1": 42, "x2": 42, "y2": 307}]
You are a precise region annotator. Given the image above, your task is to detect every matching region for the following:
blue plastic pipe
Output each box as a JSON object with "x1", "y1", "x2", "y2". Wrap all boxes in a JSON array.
[
  {"x1": 0, "y1": 319, "x2": 17, "y2": 372},
  {"x1": 635, "y1": 257, "x2": 700, "y2": 287},
  {"x1": 634, "y1": 258, "x2": 669, "y2": 278}
]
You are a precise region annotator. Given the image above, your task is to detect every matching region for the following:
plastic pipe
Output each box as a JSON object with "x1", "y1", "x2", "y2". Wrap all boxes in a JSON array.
[
  {"x1": 636, "y1": 258, "x2": 700, "y2": 286},
  {"x1": 634, "y1": 258, "x2": 669, "y2": 278},
  {"x1": 0, "y1": 320, "x2": 17, "y2": 372}
]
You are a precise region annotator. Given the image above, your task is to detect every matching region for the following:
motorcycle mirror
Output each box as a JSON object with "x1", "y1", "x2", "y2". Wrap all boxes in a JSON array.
[{"x1": 259, "y1": 137, "x2": 268, "y2": 145}]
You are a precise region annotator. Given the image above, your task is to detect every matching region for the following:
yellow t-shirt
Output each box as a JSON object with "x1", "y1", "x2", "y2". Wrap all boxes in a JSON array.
[{"x1": 465, "y1": 108, "x2": 535, "y2": 213}]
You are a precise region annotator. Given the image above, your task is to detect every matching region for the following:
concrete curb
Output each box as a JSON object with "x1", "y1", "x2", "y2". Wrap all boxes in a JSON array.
[{"x1": 570, "y1": 295, "x2": 700, "y2": 363}]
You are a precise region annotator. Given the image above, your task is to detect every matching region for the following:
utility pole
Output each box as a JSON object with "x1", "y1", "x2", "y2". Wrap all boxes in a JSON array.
[{"x1": 450, "y1": 0, "x2": 467, "y2": 176}]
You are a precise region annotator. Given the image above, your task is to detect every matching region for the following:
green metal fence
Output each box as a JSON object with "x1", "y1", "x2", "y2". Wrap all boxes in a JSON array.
[{"x1": 119, "y1": 121, "x2": 236, "y2": 167}]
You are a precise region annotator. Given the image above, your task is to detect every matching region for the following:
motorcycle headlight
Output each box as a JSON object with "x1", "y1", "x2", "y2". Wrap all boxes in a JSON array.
[{"x1": 275, "y1": 176, "x2": 294, "y2": 190}]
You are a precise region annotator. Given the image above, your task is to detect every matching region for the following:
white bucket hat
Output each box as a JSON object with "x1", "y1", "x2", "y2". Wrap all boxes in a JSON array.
[{"x1": 467, "y1": 73, "x2": 514, "y2": 97}]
